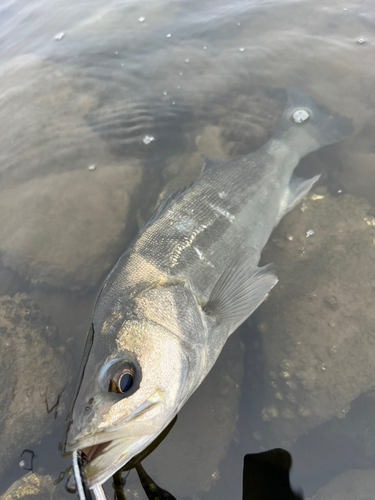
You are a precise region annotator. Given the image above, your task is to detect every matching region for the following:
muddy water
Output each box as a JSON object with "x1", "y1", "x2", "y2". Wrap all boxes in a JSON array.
[{"x1": 0, "y1": 0, "x2": 374, "y2": 499}]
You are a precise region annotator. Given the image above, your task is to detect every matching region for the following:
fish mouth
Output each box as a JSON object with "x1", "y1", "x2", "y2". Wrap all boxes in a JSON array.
[
  {"x1": 65, "y1": 399, "x2": 175, "y2": 488},
  {"x1": 71, "y1": 430, "x2": 166, "y2": 488},
  {"x1": 81, "y1": 441, "x2": 112, "y2": 464}
]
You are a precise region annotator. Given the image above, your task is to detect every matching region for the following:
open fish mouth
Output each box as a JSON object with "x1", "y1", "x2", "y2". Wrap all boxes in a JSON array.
[
  {"x1": 78, "y1": 433, "x2": 164, "y2": 487},
  {"x1": 81, "y1": 441, "x2": 112, "y2": 464},
  {"x1": 65, "y1": 402, "x2": 173, "y2": 487}
]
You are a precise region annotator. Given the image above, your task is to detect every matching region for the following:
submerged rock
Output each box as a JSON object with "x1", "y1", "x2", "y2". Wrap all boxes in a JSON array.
[
  {"x1": 217, "y1": 90, "x2": 285, "y2": 156},
  {"x1": 161, "y1": 124, "x2": 233, "y2": 196},
  {"x1": 309, "y1": 469, "x2": 375, "y2": 500},
  {"x1": 0, "y1": 55, "x2": 108, "y2": 186},
  {"x1": 0, "y1": 294, "x2": 67, "y2": 475},
  {"x1": 254, "y1": 191, "x2": 375, "y2": 445},
  {"x1": 0, "y1": 473, "x2": 54, "y2": 500},
  {"x1": 326, "y1": 392, "x2": 375, "y2": 461},
  {"x1": 0, "y1": 164, "x2": 142, "y2": 290},
  {"x1": 0, "y1": 55, "x2": 143, "y2": 290},
  {"x1": 0, "y1": 473, "x2": 57, "y2": 500},
  {"x1": 160, "y1": 89, "x2": 282, "y2": 201}
]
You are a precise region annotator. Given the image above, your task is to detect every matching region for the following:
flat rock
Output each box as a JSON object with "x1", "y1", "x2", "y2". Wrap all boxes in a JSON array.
[
  {"x1": 254, "y1": 191, "x2": 375, "y2": 445},
  {"x1": 0, "y1": 164, "x2": 142, "y2": 290},
  {"x1": 309, "y1": 469, "x2": 375, "y2": 500},
  {"x1": 0, "y1": 294, "x2": 67, "y2": 476}
]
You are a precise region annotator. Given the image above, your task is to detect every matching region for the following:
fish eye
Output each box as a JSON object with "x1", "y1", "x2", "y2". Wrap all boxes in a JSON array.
[
  {"x1": 100, "y1": 358, "x2": 141, "y2": 396},
  {"x1": 108, "y1": 362, "x2": 136, "y2": 394}
]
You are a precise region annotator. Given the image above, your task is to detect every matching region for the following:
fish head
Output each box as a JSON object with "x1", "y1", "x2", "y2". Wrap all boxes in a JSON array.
[{"x1": 64, "y1": 317, "x2": 192, "y2": 488}]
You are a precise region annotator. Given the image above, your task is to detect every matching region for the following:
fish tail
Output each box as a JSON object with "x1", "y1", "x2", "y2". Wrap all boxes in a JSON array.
[{"x1": 276, "y1": 87, "x2": 353, "y2": 155}]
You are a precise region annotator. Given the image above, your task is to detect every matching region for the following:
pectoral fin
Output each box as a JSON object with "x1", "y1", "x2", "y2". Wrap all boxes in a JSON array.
[{"x1": 204, "y1": 253, "x2": 278, "y2": 334}]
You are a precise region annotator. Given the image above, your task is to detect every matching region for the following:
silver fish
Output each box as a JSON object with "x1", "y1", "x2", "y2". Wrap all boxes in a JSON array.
[{"x1": 63, "y1": 88, "x2": 352, "y2": 488}]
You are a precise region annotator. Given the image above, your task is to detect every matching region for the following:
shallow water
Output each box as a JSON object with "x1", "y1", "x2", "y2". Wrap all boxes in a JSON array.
[{"x1": 0, "y1": 0, "x2": 375, "y2": 499}]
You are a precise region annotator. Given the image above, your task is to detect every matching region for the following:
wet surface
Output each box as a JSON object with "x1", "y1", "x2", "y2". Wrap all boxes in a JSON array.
[{"x1": 0, "y1": 0, "x2": 375, "y2": 498}]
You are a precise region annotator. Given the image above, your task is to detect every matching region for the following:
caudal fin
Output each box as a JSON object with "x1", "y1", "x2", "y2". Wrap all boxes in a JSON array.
[{"x1": 278, "y1": 87, "x2": 353, "y2": 151}]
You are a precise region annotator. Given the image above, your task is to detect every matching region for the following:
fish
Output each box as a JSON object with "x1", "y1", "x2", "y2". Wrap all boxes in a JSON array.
[{"x1": 63, "y1": 88, "x2": 352, "y2": 489}]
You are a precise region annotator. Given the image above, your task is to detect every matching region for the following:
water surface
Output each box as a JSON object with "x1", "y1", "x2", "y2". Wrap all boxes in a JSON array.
[{"x1": 0, "y1": 0, "x2": 374, "y2": 499}]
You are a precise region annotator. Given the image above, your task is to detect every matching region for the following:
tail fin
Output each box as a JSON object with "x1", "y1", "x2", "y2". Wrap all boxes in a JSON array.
[{"x1": 277, "y1": 87, "x2": 353, "y2": 152}]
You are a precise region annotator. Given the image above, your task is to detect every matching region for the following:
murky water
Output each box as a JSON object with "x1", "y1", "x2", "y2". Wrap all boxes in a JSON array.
[{"x1": 1, "y1": 0, "x2": 375, "y2": 498}]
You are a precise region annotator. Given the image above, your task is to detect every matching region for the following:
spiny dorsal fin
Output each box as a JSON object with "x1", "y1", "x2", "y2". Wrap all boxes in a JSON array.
[
  {"x1": 201, "y1": 155, "x2": 227, "y2": 173},
  {"x1": 204, "y1": 252, "x2": 278, "y2": 333},
  {"x1": 139, "y1": 187, "x2": 187, "y2": 232}
]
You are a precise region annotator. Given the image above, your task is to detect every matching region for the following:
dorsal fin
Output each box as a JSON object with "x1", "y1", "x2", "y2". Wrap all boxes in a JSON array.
[
  {"x1": 138, "y1": 187, "x2": 187, "y2": 233},
  {"x1": 201, "y1": 155, "x2": 227, "y2": 173}
]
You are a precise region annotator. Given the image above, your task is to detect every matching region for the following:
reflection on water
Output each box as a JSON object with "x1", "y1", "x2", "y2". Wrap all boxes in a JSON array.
[{"x1": 0, "y1": 0, "x2": 374, "y2": 498}]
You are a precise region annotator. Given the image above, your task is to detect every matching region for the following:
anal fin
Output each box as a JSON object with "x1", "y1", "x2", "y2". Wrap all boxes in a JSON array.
[
  {"x1": 204, "y1": 253, "x2": 278, "y2": 334},
  {"x1": 286, "y1": 174, "x2": 320, "y2": 211}
]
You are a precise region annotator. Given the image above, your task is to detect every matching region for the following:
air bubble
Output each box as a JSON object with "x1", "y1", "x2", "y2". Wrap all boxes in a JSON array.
[
  {"x1": 166, "y1": 33, "x2": 172, "y2": 38},
  {"x1": 357, "y1": 37, "x2": 366, "y2": 44},
  {"x1": 138, "y1": 16, "x2": 146, "y2": 23},
  {"x1": 239, "y1": 47, "x2": 245, "y2": 52},
  {"x1": 55, "y1": 32, "x2": 65, "y2": 41},
  {"x1": 88, "y1": 165, "x2": 96, "y2": 171},
  {"x1": 163, "y1": 91, "x2": 168, "y2": 95},
  {"x1": 143, "y1": 135, "x2": 155, "y2": 145},
  {"x1": 306, "y1": 229, "x2": 315, "y2": 237},
  {"x1": 292, "y1": 109, "x2": 310, "y2": 123},
  {"x1": 185, "y1": 58, "x2": 189, "y2": 63}
]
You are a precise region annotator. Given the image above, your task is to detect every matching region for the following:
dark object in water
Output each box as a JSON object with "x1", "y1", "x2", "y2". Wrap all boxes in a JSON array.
[
  {"x1": 135, "y1": 463, "x2": 177, "y2": 500},
  {"x1": 243, "y1": 448, "x2": 303, "y2": 500}
]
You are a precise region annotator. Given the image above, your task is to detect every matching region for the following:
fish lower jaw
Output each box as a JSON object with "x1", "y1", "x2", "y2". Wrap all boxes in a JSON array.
[{"x1": 85, "y1": 434, "x2": 158, "y2": 488}]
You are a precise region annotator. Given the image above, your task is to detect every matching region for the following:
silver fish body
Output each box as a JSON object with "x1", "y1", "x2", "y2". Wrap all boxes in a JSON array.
[{"x1": 63, "y1": 88, "x2": 352, "y2": 487}]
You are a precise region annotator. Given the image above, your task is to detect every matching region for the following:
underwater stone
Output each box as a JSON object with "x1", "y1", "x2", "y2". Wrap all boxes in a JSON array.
[
  {"x1": 255, "y1": 192, "x2": 375, "y2": 444},
  {"x1": 0, "y1": 164, "x2": 142, "y2": 290},
  {"x1": 309, "y1": 469, "x2": 375, "y2": 500},
  {"x1": 0, "y1": 294, "x2": 67, "y2": 477},
  {"x1": 0, "y1": 473, "x2": 57, "y2": 500}
]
